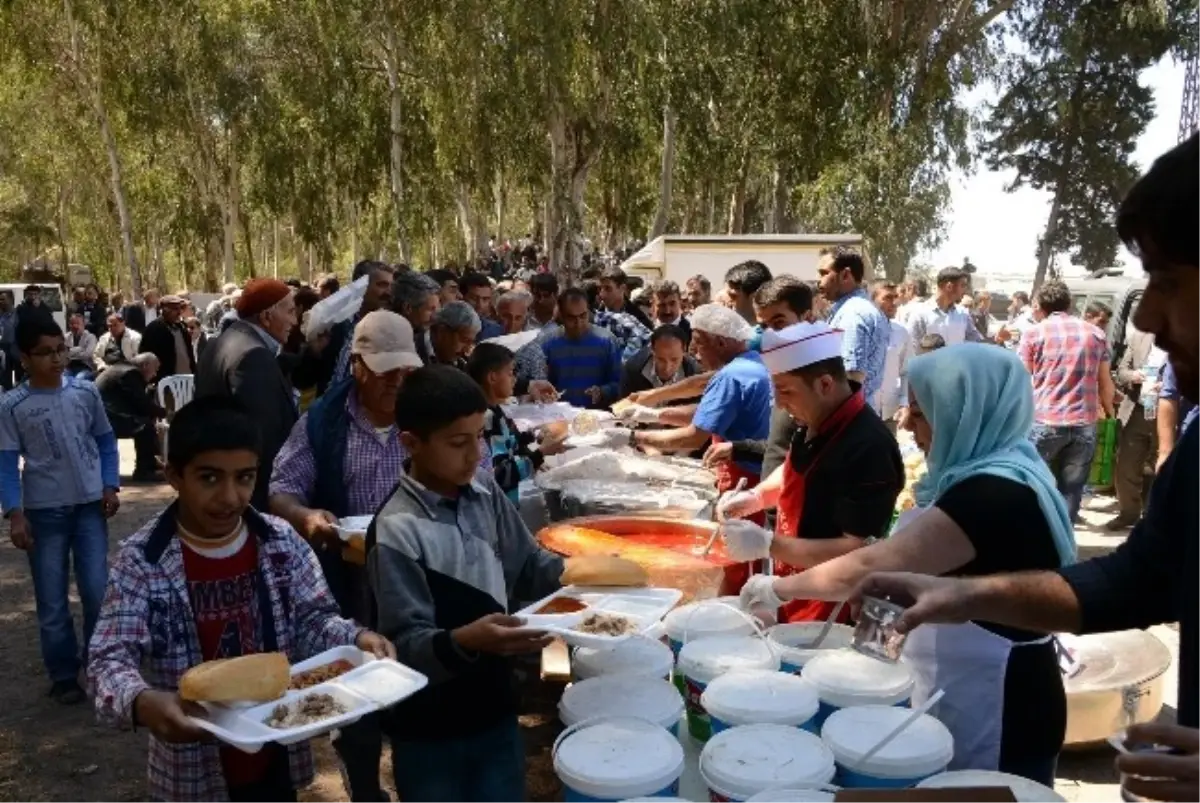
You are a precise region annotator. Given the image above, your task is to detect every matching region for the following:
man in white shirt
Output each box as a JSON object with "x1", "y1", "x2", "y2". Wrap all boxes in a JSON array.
[
  {"x1": 997, "y1": 291, "x2": 1034, "y2": 349},
  {"x1": 895, "y1": 279, "x2": 928, "y2": 327},
  {"x1": 871, "y1": 281, "x2": 911, "y2": 434},
  {"x1": 905, "y1": 266, "x2": 987, "y2": 348}
]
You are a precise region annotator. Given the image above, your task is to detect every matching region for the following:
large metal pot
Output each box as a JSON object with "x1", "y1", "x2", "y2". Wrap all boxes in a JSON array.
[
  {"x1": 1061, "y1": 629, "x2": 1172, "y2": 748},
  {"x1": 537, "y1": 515, "x2": 727, "y2": 602}
]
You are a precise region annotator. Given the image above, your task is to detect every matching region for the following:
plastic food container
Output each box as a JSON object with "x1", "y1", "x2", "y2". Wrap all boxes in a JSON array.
[
  {"x1": 800, "y1": 649, "x2": 914, "y2": 727},
  {"x1": 701, "y1": 670, "x2": 819, "y2": 734},
  {"x1": 560, "y1": 676, "x2": 685, "y2": 736},
  {"x1": 851, "y1": 596, "x2": 908, "y2": 662},
  {"x1": 677, "y1": 636, "x2": 780, "y2": 742},
  {"x1": 554, "y1": 717, "x2": 685, "y2": 802},
  {"x1": 766, "y1": 623, "x2": 855, "y2": 673},
  {"x1": 821, "y1": 705, "x2": 953, "y2": 788},
  {"x1": 663, "y1": 598, "x2": 757, "y2": 657},
  {"x1": 917, "y1": 770, "x2": 1066, "y2": 801},
  {"x1": 700, "y1": 724, "x2": 836, "y2": 802},
  {"x1": 574, "y1": 635, "x2": 675, "y2": 682},
  {"x1": 744, "y1": 787, "x2": 838, "y2": 802}
]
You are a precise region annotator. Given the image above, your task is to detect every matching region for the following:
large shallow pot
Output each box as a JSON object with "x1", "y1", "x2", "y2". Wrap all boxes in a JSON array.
[
  {"x1": 538, "y1": 515, "x2": 727, "y2": 602},
  {"x1": 1061, "y1": 629, "x2": 1172, "y2": 748}
]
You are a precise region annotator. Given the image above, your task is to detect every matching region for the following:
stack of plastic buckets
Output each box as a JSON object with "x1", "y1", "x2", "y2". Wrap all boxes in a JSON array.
[
  {"x1": 820, "y1": 705, "x2": 953, "y2": 788},
  {"x1": 676, "y1": 635, "x2": 780, "y2": 742},
  {"x1": 559, "y1": 675, "x2": 685, "y2": 737},
  {"x1": 554, "y1": 717, "x2": 685, "y2": 802},
  {"x1": 699, "y1": 724, "x2": 836, "y2": 801},
  {"x1": 799, "y1": 648, "x2": 914, "y2": 728},
  {"x1": 766, "y1": 622, "x2": 855, "y2": 673},
  {"x1": 700, "y1": 669, "x2": 819, "y2": 734},
  {"x1": 573, "y1": 634, "x2": 675, "y2": 682}
]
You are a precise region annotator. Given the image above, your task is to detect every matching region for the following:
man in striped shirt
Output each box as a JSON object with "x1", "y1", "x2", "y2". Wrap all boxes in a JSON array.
[{"x1": 541, "y1": 288, "x2": 622, "y2": 409}]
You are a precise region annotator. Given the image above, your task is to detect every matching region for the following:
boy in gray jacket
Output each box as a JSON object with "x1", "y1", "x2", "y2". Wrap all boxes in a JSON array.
[{"x1": 367, "y1": 365, "x2": 563, "y2": 801}]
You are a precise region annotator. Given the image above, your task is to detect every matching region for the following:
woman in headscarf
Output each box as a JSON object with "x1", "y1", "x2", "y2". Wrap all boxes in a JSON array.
[{"x1": 740, "y1": 343, "x2": 1073, "y2": 786}]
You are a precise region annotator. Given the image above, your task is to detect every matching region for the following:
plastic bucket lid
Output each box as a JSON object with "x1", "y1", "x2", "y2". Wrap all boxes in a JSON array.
[
  {"x1": 560, "y1": 676, "x2": 684, "y2": 731},
  {"x1": 917, "y1": 770, "x2": 1066, "y2": 802},
  {"x1": 701, "y1": 670, "x2": 819, "y2": 728},
  {"x1": 801, "y1": 649, "x2": 914, "y2": 708},
  {"x1": 821, "y1": 705, "x2": 953, "y2": 779},
  {"x1": 574, "y1": 635, "x2": 675, "y2": 681},
  {"x1": 745, "y1": 787, "x2": 838, "y2": 802},
  {"x1": 766, "y1": 623, "x2": 855, "y2": 667},
  {"x1": 554, "y1": 717, "x2": 685, "y2": 801},
  {"x1": 678, "y1": 636, "x2": 780, "y2": 686},
  {"x1": 664, "y1": 599, "x2": 756, "y2": 644},
  {"x1": 701, "y1": 724, "x2": 836, "y2": 801}
]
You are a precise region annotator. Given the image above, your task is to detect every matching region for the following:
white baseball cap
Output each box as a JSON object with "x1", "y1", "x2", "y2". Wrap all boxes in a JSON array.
[{"x1": 352, "y1": 310, "x2": 424, "y2": 373}]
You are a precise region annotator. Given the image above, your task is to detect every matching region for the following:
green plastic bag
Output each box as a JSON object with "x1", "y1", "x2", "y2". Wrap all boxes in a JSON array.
[{"x1": 1089, "y1": 417, "x2": 1118, "y2": 486}]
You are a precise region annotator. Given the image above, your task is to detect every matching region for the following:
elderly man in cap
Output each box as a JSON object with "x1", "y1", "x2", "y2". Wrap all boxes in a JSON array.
[
  {"x1": 718, "y1": 321, "x2": 903, "y2": 623},
  {"x1": 138, "y1": 294, "x2": 196, "y2": 384},
  {"x1": 195, "y1": 278, "x2": 298, "y2": 510},
  {"x1": 269, "y1": 309, "x2": 420, "y2": 802}
]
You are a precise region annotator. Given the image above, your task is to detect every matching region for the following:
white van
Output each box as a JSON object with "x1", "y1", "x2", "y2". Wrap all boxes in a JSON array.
[{"x1": 0, "y1": 284, "x2": 68, "y2": 330}]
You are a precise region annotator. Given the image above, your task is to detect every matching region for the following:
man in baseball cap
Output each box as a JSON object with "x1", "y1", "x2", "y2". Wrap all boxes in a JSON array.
[{"x1": 267, "y1": 308, "x2": 419, "y2": 801}]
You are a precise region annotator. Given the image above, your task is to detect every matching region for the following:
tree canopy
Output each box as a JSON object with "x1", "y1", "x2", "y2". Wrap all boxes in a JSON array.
[{"x1": 0, "y1": 0, "x2": 1192, "y2": 291}]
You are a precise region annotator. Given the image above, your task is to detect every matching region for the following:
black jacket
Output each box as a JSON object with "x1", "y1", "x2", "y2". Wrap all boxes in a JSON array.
[
  {"x1": 139, "y1": 318, "x2": 197, "y2": 383},
  {"x1": 618, "y1": 347, "x2": 702, "y2": 399},
  {"x1": 195, "y1": 320, "x2": 299, "y2": 510},
  {"x1": 15, "y1": 300, "x2": 54, "y2": 329},
  {"x1": 78, "y1": 301, "x2": 107, "y2": 337},
  {"x1": 121, "y1": 303, "x2": 147, "y2": 333},
  {"x1": 95, "y1": 363, "x2": 163, "y2": 427}
]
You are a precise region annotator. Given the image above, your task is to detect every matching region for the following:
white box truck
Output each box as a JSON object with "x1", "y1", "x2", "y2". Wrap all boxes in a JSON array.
[{"x1": 618, "y1": 234, "x2": 868, "y2": 289}]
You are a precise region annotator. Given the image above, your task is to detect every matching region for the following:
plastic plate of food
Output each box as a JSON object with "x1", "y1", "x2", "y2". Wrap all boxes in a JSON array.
[
  {"x1": 334, "y1": 516, "x2": 374, "y2": 542},
  {"x1": 515, "y1": 586, "x2": 683, "y2": 649},
  {"x1": 189, "y1": 646, "x2": 428, "y2": 753}
]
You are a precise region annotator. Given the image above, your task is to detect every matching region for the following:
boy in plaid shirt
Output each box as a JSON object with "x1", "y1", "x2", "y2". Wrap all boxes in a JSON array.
[{"x1": 88, "y1": 397, "x2": 393, "y2": 802}]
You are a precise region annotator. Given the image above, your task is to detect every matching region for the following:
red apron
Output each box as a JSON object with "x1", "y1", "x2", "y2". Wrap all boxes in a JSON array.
[
  {"x1": 711, "y1": 435, "x2": 767, "y2": 596},
  {"x1": 774, "y1": 391, "x2": 867, "y2": 623}
]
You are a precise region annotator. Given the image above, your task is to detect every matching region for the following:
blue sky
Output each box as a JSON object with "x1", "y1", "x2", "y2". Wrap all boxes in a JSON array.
[{"x1": 923, "y1": 58, "x2": 1187, "y2": 276}]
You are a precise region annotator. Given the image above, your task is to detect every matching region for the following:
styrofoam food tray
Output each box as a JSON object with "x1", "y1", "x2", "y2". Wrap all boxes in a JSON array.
[
  {"x1": 516, "y1": 586, "x2": 683, "y2": 649},
  {"x1": 189, "y1": 646, "x2": 427, "y2": 753},
  {"x1": 335, "y1": 515, "x2": 374, "y2": 541}
]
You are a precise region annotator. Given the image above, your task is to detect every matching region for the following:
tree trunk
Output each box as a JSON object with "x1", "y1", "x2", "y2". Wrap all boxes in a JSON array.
[
  {"x1": 241, "y1": 212, "x2": 256, "y2": 279},
  {"x1": 547, "y1": 110, "x2": 571, "y2": 275},
  {"x1": 222, "y1": 122, "x2": 240, "y2": 284},
  {"x1": 648, "y1": 105, "x2": 677, "y2": 240},
  {"x1": 204, "y1": 234, "x2": 221, "y2": 291},
  {"x1": 454, "y1": 183, "x2": 488, "y2": 259},
  {"x1": 1032, "y1": 191, "x2": 1062, "y2": 296},
  {"x1": 349, "y1": 200, "x2": 360, "y2": 264},
  {"x1": 727, "y1": 149, "x2": 750, "y2": 234},
  {"x1": 769, "y1": 163, "x2": 791, "y2": 234},
  {"x1": 494, "y1": 167, "x2": 506, "y2": 246},
  {"x1": 272, "y1": 219, "x2": 280, "y2": 278},
  {"x1": 382, "y1": 28, "x2": 411, "y2": 265}
]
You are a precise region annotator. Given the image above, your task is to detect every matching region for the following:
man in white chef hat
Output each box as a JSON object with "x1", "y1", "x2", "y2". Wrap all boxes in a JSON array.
[{"x1": 717, "y1": 320, "x2": 905, "y2": 623}]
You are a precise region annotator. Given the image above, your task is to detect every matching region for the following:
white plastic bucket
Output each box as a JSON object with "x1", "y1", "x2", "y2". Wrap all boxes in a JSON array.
[
  {"x1": 701, "y1": 670, "x2": 819, "y2": 734},
  {"x1": 663, "y1": 598, "x2": 756, "y2": 656},
  {"x1": 560, "y1": 676, "x2": 685, "y2": 737},
  {"x1": 917, "y1": 770, "x2": 1066, "y2": 802},
  {"x1": 766, "y1": 622, "x2": 855, "y2": 673},
  {"x1": 821, "y1": 705, "x2": 953, "y2": 788},
  {"x1": 700, "y1": 724, "x2": 836, "y2": 802},
  {"x1": 574, "y1": 635, "x2": 676, "y2": 682},
  {"x1": 554, "y1": 716, "x2": 685, "y2": 802},
  {"x1": 800, "y1": 649, "x2": 913, "y2": 727},
  {"x1": 677, "y1": 636, "x2": 780, "y2": 742},
  {"x1": 744, "y1": 787, "x2": 839, "y2": 802}
]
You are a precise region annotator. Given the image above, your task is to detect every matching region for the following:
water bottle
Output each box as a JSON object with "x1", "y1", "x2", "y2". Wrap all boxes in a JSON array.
[{"x1": 1140, "y1": 365, "x2": 1159, "y2": 421}]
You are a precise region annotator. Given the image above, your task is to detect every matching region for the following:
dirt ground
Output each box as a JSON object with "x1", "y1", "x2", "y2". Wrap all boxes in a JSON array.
[{"x1": 0, "y1": 443, "x2": 565, "y2": 803}]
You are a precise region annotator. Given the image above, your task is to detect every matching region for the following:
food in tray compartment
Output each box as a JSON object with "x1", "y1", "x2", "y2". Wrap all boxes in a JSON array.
[
  {"x1": 534, "y1": 596, "x2": 589, "y2": 615},
  {"x1": 265, "y1": 692, "x2": 349, "y2": 729},
  {"x1": 561, "y1": 554, "x2": 649, "y2": 587},
  {"x1": 290, "y1": 659, "x2": 356, "y2": 690},
  {"x1": 180, "y1": 652, "x2": 290, "y2": 703},
  {"x1": 575, "y1": 613, "x2": 638, "y2": 637}
]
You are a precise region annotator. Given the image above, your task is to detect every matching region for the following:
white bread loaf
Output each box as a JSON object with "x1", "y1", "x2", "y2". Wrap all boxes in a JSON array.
[
  {"x1": 561, "y1": 554, "x2": 649, "y2": 587},
  {"x1": 178, "y1": 652, "x2": 290, "y2": 703}
]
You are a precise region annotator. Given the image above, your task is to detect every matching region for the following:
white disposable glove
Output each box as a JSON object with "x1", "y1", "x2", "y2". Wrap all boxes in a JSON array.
[
  {"x1": 594, "y1": 427, "x2": 633, "y2": 450},
  {"x1": 626, "y1": 404, "x2": 663, "y2": 424},
  {"x1": 740, "y1": 574, "x2": 785, "y2": 613},
  {"x1": 716, "y1": 488, "x2": 765, "y2": 521},
  {"x1": 720, "y1": 519, "x2": 774, "y2": 561}
]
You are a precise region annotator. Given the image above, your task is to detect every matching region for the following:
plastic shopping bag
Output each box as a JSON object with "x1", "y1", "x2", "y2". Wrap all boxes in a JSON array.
[
  {"x1": 1088, "y1": 417, "x2": 1118, "y2": 486},
  {"x1": 305, "y1": 275, "x2": 368, "y2": 339}
]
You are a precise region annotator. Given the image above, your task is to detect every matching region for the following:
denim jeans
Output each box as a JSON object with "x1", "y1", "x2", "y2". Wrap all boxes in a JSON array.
[
  {"x1": 1030, "y1": 423, "x2": 1097, "y2": 522},
  {"x1": 390, "y1": 716, "x2": 525, "y2": 802},
  {"x1": 25, "y1": 502, "x2": 109, "y2": 682}
]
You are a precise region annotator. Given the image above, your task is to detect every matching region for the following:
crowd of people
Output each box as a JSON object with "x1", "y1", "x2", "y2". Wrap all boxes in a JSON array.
[{"x1": 0, "y1": 135, "x2": 1193, "y2": 802}]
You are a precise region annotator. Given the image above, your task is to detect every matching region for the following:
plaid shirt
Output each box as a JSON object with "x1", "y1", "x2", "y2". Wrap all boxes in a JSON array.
[
  {"x1": 87, "y1": 506, "x2": 361, "y2": 802},
  {"x1": 270, "y1": 387, "x2": 408, "y2": 515},
  {"x1": 1019, "y1": 312, "x2": 1111, "y2": 426},
  {"x1": 593, "y1": 309, "x2": 651, "y2": 361}
]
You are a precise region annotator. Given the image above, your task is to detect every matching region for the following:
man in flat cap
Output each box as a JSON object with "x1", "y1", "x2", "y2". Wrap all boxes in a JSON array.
[
  {"x1": 195, "y1": 278, "x2": 299, "y2": 510},
  {"x1": 138, "y1": 294, "x2": 196, "y2": 385}
]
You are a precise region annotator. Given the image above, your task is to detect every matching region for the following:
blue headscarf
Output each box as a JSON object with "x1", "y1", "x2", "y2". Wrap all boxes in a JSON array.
[{"x1": 908, "y1": 343, "x2": 1076, "y2": 565}]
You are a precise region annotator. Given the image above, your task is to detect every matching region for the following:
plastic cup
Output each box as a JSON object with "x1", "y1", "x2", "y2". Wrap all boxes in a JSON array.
[{"x1": 851, "y1": 596, "x2": 908, "y2": 662}]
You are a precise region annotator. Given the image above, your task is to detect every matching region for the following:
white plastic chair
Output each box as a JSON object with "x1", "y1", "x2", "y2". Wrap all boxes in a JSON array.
[{"x1": 155, "y1": 374, "x2": 195, "y2": 461}]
